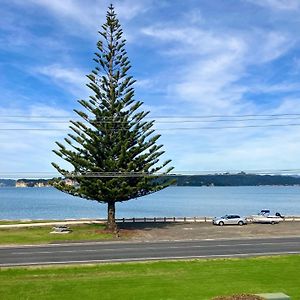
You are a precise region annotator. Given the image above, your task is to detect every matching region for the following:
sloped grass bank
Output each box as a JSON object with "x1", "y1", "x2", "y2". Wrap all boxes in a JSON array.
[
  {"x1": 0, "y1": 224, "x2": 113, "y2": 244},
  {"x1": 1, "y1": 255, "x2": 299, "y2": 299}
]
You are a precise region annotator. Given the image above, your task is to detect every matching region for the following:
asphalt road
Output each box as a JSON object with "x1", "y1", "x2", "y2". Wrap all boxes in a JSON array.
[{"x1": 1, "y1": 237, "x2": 300, "y2": 267}]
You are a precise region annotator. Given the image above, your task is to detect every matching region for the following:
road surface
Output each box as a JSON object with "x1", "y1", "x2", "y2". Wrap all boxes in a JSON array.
[{"x1": 1, "y1": 237, "x2": 300, "y2": 267}]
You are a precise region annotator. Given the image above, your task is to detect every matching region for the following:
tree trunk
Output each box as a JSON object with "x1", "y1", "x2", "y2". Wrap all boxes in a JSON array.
[{"x1": 106, "y1": 201, "x2": 117, "y2": 233}]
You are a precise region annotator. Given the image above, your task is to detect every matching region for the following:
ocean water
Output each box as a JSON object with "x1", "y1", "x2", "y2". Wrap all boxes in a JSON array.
[{"x1": 0, "y1": 186, "x2": 300, "y2": 220}]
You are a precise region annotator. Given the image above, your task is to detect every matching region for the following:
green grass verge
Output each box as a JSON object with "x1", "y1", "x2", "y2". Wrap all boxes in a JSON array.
[
  {"x1": 0, "y1": 220, "x2": 63, "y2": 225},
  {"x1": 1, "y1": 255, "x2": 299, "y2": 299},
  {"x1": 0, "y1": 220, "x2": 105, "y2": 225},
  {"x1": 0, "y1": 224, "x2": 113, "y2": 244}
]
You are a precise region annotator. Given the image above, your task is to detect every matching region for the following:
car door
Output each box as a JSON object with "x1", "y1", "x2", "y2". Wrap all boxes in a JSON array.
[
  {"x1": 232, "y1": 215, "x2": 240, "y2": 224},
  {"x1": 232, "y1": 215, "x2": 241, "y2": 224},
  {"x1": 225, "y1": 215, "x2": 234, "y2": 224},
  {"x1": 227, "y1": 215, "x2": 239, "y2": 225}
]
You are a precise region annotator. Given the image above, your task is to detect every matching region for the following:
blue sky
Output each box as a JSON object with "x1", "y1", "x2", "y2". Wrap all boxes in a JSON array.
[{"x1": 1, "y1": 0, "x2": 300, "y2": 177}]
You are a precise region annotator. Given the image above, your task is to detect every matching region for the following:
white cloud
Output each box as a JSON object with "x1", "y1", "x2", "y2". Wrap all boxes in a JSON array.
[
  {"x1": 173, "y1": 125, "x2": 300, "y2": 172},
  {"x1": 24, "y1": 0, "x2": 103, "y2": 32},
  {"x1": 141, "y1": 25, "x2": 292, "y2": 63},
  {"x1": 256, "y1": 31, "x2": 294, "y2": 62},
  {"x1": 2, "y1": 0, "x2": 300, "y2": 173},
  {"x1": 135, "y1": 78, "x2": 154, "y2": 88},
  {"x1": 141, "y1": 26, "x2": 234, "y2": 56},
  {"x1": 247, "y1": 0, "x2": 300, "y2": 11},
  {"x1": 183, "y1": 8, "x2": 203, "y2": 25},
  {"x1": 249, "y1": 82, "x2": 300, "y2": 94},
  {"x1": 37, "y1": 64, "x2": 86, "y2": 86},
  {"x1": 140, "y1": 24, "x2": 295, "y2": 116},
  {"x1": 0, "y1": 105, "x2": 73, "y2": 175},
  {"x1": 138, "y1": 19, "x2": 300, "y2": 171},
  {"x1": 116, "y1": 0, "x2": 152, "y2": 20},
  {"x1": 272, "y1": 96, "x2": 300, "y2": 113},
  {"x1": 159, "y1": 100, "x2": 300, "y2": 171},
  {"x1": 141, "y1": 25, "x2": 250, "y2": 114},
  {"x1": 34, "y1": 64, "x2": 88, "y2": 96},
  {"x1": 0, "y1": 7, "x2": 65, "y2": 53},
  {"x1": 11, "y1": 0, "x2": 153, "y2": 36}
]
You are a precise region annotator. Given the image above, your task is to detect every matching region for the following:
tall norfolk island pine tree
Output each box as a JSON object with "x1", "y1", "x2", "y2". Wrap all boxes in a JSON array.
[{"x1": 52, "y1": 5, "x2": 173, "y2": 231}]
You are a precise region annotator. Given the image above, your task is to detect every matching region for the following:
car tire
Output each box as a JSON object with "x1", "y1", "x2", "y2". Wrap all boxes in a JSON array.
[
  {"x1": 271, "y1": 221, "x2": 275, "y2": 225},
  {"x1": 238, "y1": 221, "x2": 244, "y2": 226},
  {"x1": 219, "y1": 221, "x2": 224, "y2": 226}
]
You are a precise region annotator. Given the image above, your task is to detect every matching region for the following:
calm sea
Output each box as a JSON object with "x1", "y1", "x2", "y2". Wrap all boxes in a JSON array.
[{"x1": 0, "y1": 186, "x2": 300, "y2": 220}]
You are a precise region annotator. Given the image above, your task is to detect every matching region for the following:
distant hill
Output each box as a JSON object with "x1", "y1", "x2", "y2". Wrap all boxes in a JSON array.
[
  {"x1": 1, "y1": 174, "x2": 300, "y2": 187},
  {"x1": 0, "y1": 179, "x2": 51, "y2": 188},
  {"x1": 0, "y1": 179, "x2": 16, "y2": 187},
  {"x1": 170, "y1": 174, "x2": 300, "y2": 186},
  {"x1": 15, "y1": 179, "x2": 51, "y2": 187}
]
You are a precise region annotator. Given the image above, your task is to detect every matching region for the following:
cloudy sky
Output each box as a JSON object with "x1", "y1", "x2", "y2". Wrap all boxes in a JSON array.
[{"x1": 1, "y1": 0, "x2": 300, "y2": 177}]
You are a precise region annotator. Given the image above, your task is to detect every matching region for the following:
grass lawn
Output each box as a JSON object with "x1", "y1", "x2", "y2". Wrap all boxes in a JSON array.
[
  {"x1": 0, "y1": 224, "x2": 114, "y2": 244},
  {"x1": 0, "y1": 220, "x2": 65, "y2": 225},
  {"x1": 0, "y1": 255, "x2": 299, "y2": 299}
]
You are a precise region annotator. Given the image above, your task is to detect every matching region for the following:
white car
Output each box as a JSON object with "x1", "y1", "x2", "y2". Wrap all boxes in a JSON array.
[{"x1": 213, "y1": 214, "x2": 247, "y2": 226}]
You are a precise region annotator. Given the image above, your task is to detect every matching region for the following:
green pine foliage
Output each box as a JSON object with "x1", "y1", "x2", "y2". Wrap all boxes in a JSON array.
[{"x1": 51, "y1": 5, "x2": 173, "y2": 229}]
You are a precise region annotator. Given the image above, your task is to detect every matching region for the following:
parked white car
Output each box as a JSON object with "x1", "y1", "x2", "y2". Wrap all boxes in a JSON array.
[
  {"x1": 249, "y1": 210, "x2": 284, "y2": 225},
  {"x1": 213, "y1": 214, "x2": 247, "y2": 226}
]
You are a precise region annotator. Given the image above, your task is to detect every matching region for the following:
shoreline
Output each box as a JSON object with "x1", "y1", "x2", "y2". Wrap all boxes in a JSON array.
[
  {"x1": 2, "y1": 184, "x2": 300, "y2": 188},
  {"x1": 2, "y1": 215, "x2": 300, "y2": 224}
]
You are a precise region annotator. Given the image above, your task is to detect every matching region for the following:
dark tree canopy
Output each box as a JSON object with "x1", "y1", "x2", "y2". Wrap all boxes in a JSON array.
[{"x1": 52, "y1": 4, "x2": 173, "y2": 230}]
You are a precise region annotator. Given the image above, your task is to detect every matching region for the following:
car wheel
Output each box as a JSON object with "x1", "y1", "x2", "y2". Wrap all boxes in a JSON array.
[
  {"x1": 271, "y1": 221, "x2": 275, "y2": 225},
  {"x1": 238, "y1": 221, "x2": 244, "y2": 226},
  {"x1": 219, "y1": 221, "x2": 224, "y2": 226}
]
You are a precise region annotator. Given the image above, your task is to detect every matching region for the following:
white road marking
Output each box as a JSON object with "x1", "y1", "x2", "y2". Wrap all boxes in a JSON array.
[
  {"x1": 1, "y1": 251, "x2": 300, "y2": 267},
  {"x1": 1, "y1": 235, "x2": 300, "y2": 249},
  {"x1": 11, "y1": 241, "x2": 300, "y2": 255},
  {"x1": 12, "y1": 249, "x2": 98, "y2": 255}
]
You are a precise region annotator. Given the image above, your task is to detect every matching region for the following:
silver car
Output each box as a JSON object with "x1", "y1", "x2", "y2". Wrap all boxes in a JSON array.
[{"x1": 213, "y1": 214, "x2": 247, "y2": 226}]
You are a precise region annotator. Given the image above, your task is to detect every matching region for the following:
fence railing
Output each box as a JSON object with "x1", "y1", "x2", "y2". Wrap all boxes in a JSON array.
[
  {"x1": 1, "y1": 216, "x2": 300, "y2": 229},
  {"x1": 281, "y1": 216, "x2": 300, "y2": 222},
  {"x1": 115, "y1": 216, "x2": 300, "y2": 223}
]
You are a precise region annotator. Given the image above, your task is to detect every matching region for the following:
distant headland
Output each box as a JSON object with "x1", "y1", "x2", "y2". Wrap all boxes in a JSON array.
[
  {"x1": 1, "y1": 173, "x2": 300, "y2": 187},
  {"x1": 0, "y1": 179, "x2": 51, "y2": 188}
]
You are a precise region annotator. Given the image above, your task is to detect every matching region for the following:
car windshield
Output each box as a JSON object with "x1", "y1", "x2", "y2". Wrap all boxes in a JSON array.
[
  {"x1": 258, "y1": 210, "x2": 270, "y2": 215},
  {"x1": 221, "y1": 215, "x2": 228, "y2": 219}
]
